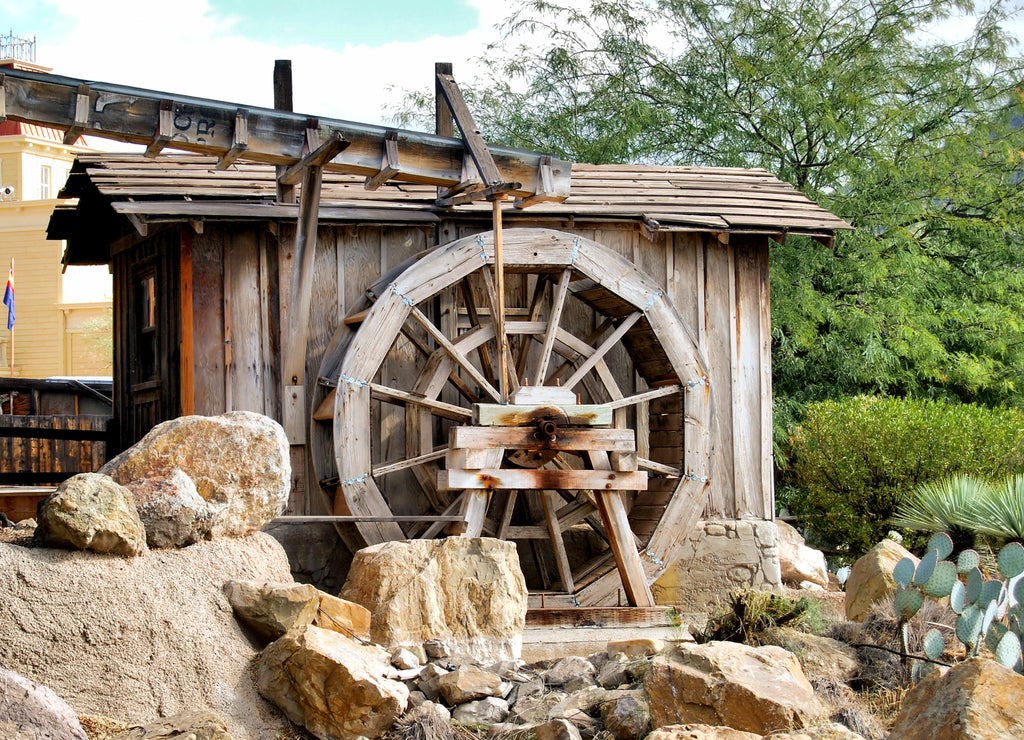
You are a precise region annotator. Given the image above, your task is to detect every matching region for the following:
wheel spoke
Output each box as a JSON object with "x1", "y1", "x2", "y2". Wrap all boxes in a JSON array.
[
  {"x1": 603, "y1": 384, "x2": 682, "y2": 410},
  {"x1": 373, "y1": 445, "x2": 449, "y2": 477},
  {"x1": 409, "y1": 305, "x2": 502, "y2": 403},
  {"x1": 460, "y1": 276, "x2": 499, "y2": 389},
  {"x1": 533, "y1": 268, "x2": 573, "y2": 386},
  {"x1": 370, "y1": 382, "x2": 472, "y2": 421},
  {"x1": 563, "y1": 312, "x2": 641, "y2": 391}
]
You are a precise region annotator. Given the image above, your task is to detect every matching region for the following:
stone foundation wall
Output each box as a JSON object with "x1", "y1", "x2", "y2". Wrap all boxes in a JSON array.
[{"x1": 651, "y1": 519, "x2": 781, "y2": 625}]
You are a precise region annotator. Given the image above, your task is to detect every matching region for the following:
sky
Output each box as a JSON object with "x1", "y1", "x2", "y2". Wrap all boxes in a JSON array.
[{"x1": 0, "y1": 0, "x2": 511, "y2": 127}]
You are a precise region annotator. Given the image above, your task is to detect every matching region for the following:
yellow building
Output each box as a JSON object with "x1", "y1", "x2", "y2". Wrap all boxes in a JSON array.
[{"x1": 0, "y1": 59, "x2": 111, "y2": 378}]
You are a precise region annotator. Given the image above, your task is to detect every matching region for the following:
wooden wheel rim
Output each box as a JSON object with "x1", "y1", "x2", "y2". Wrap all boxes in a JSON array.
[{"x1": 315, "y1": 227, "x2": 714, "y2": 603}]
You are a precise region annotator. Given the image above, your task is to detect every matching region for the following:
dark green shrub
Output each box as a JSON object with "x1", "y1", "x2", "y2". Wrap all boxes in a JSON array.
[{"x1": 786, "y1": 396, "x2": 1024, "y2": 557}]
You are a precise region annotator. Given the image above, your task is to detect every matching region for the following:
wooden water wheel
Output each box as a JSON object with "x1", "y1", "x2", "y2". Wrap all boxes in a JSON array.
[{"x1": 311, "y1": 228, "x2": 713, "y2": 606}]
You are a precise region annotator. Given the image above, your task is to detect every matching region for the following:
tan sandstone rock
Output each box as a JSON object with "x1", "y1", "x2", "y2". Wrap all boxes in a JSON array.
[
  {"x1": 101, "y1": 411, "x2": 290, "y2": 537},
  {"x1": 775, "y1": 520, "x2": 829, "y2": 589},
  {"x1": 887, "y1": 658, "x2": 1024, "y2": 740},
  {"x1": 340, "y1": 537, "x2": 528, "y2": 663},
  {"x1": 844, "y1": 539, "x2": 918, "y2": 621},
  {"x1": 608, "y1": 637, "x2": 665, "y2": 659},
  {"x1": 643, "y1": 641, "x2": 825, "y2": 735},
  {"x1": 314, "y1": 591, "x2": 372, "y2": 641},
  {"x1": 257, "y1": 625, "x2": 408, "y2": 740},
  {"x1": 645, "y1": 725, "x2": 759, "y2": 740},
  {"x1": 110, "y1": 710, "x2": 231, "y2": 739},
  {"x1": 223, "y1": 580, "x2": 320, "y2": 641},
  {"x1": 763, "y1": 724, "x2": 868, "y2": 739},
  {"x1": 437, "y1": 665, "x2": 505, "y2": 705},
  {"x1": 35, "y1": 473, "x2": 147, "y2": 556},
  {"x1": 129, "y1": 467, "x2": 216, "y2": 548}
]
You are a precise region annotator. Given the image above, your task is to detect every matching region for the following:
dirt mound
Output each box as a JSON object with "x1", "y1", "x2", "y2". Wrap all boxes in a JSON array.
[{"x1": 0, "y1": 532, "x2": 297, "y2": 739}]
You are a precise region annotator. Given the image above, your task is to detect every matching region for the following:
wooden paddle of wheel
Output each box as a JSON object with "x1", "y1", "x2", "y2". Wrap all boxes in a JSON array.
[{"x1": 311, "y1": 227, "x2": 713, "y2": 607}]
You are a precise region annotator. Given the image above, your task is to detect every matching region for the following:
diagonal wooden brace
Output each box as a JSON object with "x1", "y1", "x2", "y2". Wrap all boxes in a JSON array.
[{"x1": 277, "y1": 130, "x2": 349, "y2": 186}]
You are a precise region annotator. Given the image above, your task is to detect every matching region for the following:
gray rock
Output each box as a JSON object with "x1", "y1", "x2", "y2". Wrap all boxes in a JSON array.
[
  {"x1": 597, "y1": 658, "x2": 630, "y2": 689},
  {"x1": 130, "y1": 467, "x2": 217, "y2": 548},
  {"x1": 0, "y1": 668, "x2": 88, "y2": 740},
  {"x1": 406, "y1": 691, "x2": 428, "y2": 709},
  {"x1": 511, "y1": 692, "x2": 568, "y2": 724},
  {"x1": 424, "y1": 638, "x2": 454, "y2": 659},
  {"x1": 544, "y1": 655, "x2": 596, "y2": 688},
  {"x1": 35, "y1": 473, "x2": 147, "y2": 557},
  {"x1": 452, "y1": 696, "x2": 510, "y2": 724},
  {"x1": 601, "y1": 692, "x2": 650, "y2": 740},
  {"x1": 417, "y1": 663, "x2": 449, "y2": 701},
  {"x1": 509, "y1": 675, "x2": 545, "y2": 703},
  {"x1": 405, "y1": 700, "x2": 451, "y2": 724}
]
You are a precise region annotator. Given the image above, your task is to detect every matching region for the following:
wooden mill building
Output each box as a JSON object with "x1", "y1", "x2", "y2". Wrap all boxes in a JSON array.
[{"x1": 48, "y1": 152, "x2": 848, "y2": 606}]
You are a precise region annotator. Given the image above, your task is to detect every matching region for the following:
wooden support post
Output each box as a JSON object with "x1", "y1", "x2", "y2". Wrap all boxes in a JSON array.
[
  {"x1": 144, "y1": 100, "x2": 174, "y2": 158},
  {"x1": 587, "y1": 450, "x2": 654, "y2": 607},
  {"x1": 542, "y1": 490, "x2": 575, "y2": 593},
  {"x1": 216, "y1": 109, "x2": 249, "y2": 170},
  {"x1": 273, "y1": 60, "x2": 295, "y2": 204},
  {"x1": 493, "y1": 198, "x2": 508, "y2": 403},
  {"x1": 63, "y1": 83, "x2": 90, "y2": 145},
  {"x1": 364, "y1": 130, "x2": 400, "y2": 191}
]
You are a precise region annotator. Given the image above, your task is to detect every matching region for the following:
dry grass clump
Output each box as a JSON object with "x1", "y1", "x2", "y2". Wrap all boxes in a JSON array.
[{"x1": 388, "y1": 709, "x2": 484, "y2": 740}]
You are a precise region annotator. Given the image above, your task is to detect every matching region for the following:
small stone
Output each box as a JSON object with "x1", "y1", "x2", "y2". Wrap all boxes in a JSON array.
[
  {"x1": 424, "y1": 638, "x2": 454, "y2": 659},
  {"x1": 407, "y1": 690, "x2": 428, "y2": 709},
  {"x1": 109, "y1": 709, "x2": 231, "y2": 739},
  {"x1": 393, "y1": 647, "x2": 422, "y2": 670},
  {"x1": 646, "y1": 725, "x2": 760, "y2": 740},
  {"x1": 601, "y1": 693, "x2": 650, "y2": 740},
  {"x1": 452, "y1": 696, "x2": 510, "y2": 724},
  {"x1": 437, "y1": 665, "x2": 504, "y2": 705},
  {"x1": 0, "y1": 668, "x2": 88, "y2": 740},
  {"x1": 607, "y1": 638, "x2": 664, "y2": 659},
  {"x1": 405, "y1": 700, "x2": 451, "y2": 724},
  {"x1": 544, "y1": 656, "x2": 596, "y2": 687},
  {"x1": 509, "y1": 675, "x2": 545, "y2": 703},
  {"x1": 535, "y1": 718, "x2": 583, "y2": 740},
  {"x1": 597, "y1": 659, "x2": 630, "y2": 689},
  {"x1": 512, "y1": 692, "x2": 568, "y2": 724},
  {"x1": 417, "y1": 664, "x2": 448, "y2": 701}
]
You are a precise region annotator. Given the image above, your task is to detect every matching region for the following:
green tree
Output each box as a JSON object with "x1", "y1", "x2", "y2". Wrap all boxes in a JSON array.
[{"x1": 398, "y1": 0, "x2": 1024, "y2": 433}]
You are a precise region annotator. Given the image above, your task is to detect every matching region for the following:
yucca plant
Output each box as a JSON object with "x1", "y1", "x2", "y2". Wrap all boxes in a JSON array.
[
  {"x1": 892, "y1": 475, "x2": 989, "y2": 552},
  {"x1": 966, "y1": 473, "x2": 1024, "y2": 542}
]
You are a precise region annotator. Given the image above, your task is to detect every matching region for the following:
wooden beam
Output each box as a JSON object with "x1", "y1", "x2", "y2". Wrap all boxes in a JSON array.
[
  {"x1": 562, "y1": 312, "x2": 642, "y2": 391},
  {"x1": 0, "y1": 74, "x2": 6, "y2": 122},
  {"x1": 450, "y1": 426, "x2": 635, "y2": 452},
  {"x1": 0, "y1": 64, "x2": 572, "y2": 201},
  {"x1": 534, "y1": 268, "x2": 572, "y2": 385},
  {"x1": 436, "y1": 181, "x2": 521, "y2": 207},
  {"x1": 409, "y1": 306, "x2": 502, "y2": 403},
  {"x1": 435, "y1": 72, "x2": 504, "y2": 186},
  {"x1": 542, "y1": 490, "x2": 575, "y2": 592},
  {"x1": 588, "y1": 450, "x2": 655, "y2": 607},
  {"x1": 372, "y1": 446, "x2": 448, "y2": 477},
  {"x1": 277, "y1": 131, "x2": 350, "y2": 186},
  {"x1": 364, "y1": 130, "x2": 400, "y2": 190},
  {"x1": 474, "y1": 403, "x2": 612, "y2": 427},
  {"x1": 438, "y1": 468, "x2": 647, "y2": 491},
  {"x1": 603, "y1": 384, "x2": 682, "y2": 410}
]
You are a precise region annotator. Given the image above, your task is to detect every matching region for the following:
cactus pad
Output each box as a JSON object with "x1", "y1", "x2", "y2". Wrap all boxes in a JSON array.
[
  {"x1": 950, "y1": 580, "x2": 966, "y2": 614},
  {"x1": 923, "y1": 628, "x2": 945, "y2": 660},
  {"x1": 957, "y1": 549, "x2": 980, "y2": 574},
  {"x1": 987, "y1": 621, "x2": 1008, "y2": 653},
  {"x1": 966, "y1": 568, "x2": 983, "y2": 604},
  {"x1": 923, "y1": 560, "x2": 958, "y2": 598},
  {"x1": 995, "y1": 630, "x2": 1022, "y2": 672},
  {"x1": 978, "y1": 579, "x2": 1005, "y2": 610},
  {"x1": 928, "y1": 532, "x2": 954, "y2": 560},
  {"x1": 895, "y1": 585, "x2": 924, "y2": 621},
  {"x1": 957, "y1": 605, "x2": 983, "y2": 648},
  {"x1": 998, "y1": 542, "x2": 1024, "y2": 579},
  {"x1": 982, "y1": 598, "x2": 999, "y2": 636},
  {"x1": 914, "y1": 550, "x2": 938, "y2": 587},
  {"x1": 893, "y1": 557, "x2": 916, "y2": 589}
]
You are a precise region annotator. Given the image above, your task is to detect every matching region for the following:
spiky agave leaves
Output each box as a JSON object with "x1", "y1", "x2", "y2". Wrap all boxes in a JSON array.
[
  {"x1": 968, "y1": 474, "x2": 1024, "y2": 541},
  {"x1": 893, "y1": 475, "x2": 990, "y2": 535}
]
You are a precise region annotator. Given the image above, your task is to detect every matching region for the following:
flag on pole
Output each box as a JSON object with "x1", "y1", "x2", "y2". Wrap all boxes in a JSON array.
[{"x1": 3, "y1": 260, "x2": 13, "y2": 330}]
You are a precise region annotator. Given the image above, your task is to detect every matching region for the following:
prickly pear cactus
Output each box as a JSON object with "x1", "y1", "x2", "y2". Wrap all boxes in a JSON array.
[{"x1": 891, "y1": 535, "x2": 1024, "y2": 675}]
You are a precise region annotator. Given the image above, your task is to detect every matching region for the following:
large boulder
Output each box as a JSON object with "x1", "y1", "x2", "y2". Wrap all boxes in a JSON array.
[
  {"x1": 0, "y1": 668, "x2": 88, "y2": 740},
  {"x1": 257, "y1": 625, "x2": 408, "y2": 740},
  {"x1": 100, "y1": 411, "x2": 290, "y2": 537},
  {"x1": 845, "y1": 539, "x2": 918, "y2": 621},
  {"x1": 340, "y1": 537, "x2": 528, "y2": 663},
  {"x1": 775, "y1": 520, "x2": 829, "y2": 589},
  {"x1": 643, "y1": 642, "x2": 825, "y2": 735},
  {"x1": 887, "y1": 658, "x2": 1024, "y2": 740},
  {"x1": 35, "y1": 472, "x2": 147, "y2": 556},
  {"x1": 0, "y1": 533, "x2": 295, "y2": 740}
]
